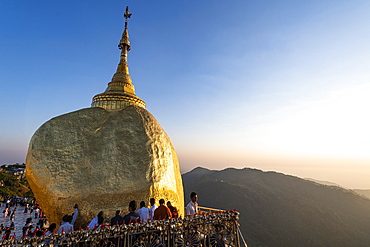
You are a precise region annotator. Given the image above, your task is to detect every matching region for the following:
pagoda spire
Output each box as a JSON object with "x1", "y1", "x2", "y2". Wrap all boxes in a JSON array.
[
  {"x1": 91, "y1": 6, "x2": 146, "y2": 111},
  {"x1": 111, "y1": 6, "x2": 132, "y2": 83}
]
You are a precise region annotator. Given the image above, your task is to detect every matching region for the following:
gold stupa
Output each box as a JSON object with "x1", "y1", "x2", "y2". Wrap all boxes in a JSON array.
[
  {"x1": 26, "y1": 7, "x2": 184, "y2": 227},
  {"x1": 91, "y1": 7, "x2": 145, "y2": 110}
]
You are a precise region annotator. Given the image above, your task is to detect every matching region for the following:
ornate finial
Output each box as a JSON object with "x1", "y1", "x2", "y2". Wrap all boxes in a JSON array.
[
  {"x1": 124, "y1": 6, "x2": 132, "y2": 22},
  {"x1": 91, "y1": 6, "x2": 146, "y2": 111},
  {"x1": 119, "y1": 6, "x2": 131, "y2": 51}
]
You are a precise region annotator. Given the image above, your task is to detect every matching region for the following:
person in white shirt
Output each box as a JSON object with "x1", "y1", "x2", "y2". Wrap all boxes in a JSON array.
[
  {"x1": 186, "y1": 192, "x2": 198, "y2": 217},
  {"x1": 137, "y1": 201, "x2": 150, "y2": 223},
  {"x1": 57, "y1": 215, "x2": 74, "y2": 234},
  {"x1": 88, "y1": 211, "x2": 104, "y2": 229},
  {"x1": 149, "y1": 198, "x2": 158, "y2": 221},
  {"x1": 35, "y1": 207, "x2": 40, "y2": 218}
]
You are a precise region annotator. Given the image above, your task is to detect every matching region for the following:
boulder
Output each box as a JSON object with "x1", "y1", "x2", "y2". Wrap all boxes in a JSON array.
[{"x1": 26, "y1": 105, "x2": 184, "y2": 227}]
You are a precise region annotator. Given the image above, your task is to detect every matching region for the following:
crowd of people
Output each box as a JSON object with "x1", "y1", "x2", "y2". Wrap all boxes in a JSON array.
[
  {"x1": 0, "y1": 196, "x2": 48, "y2": 240},
  {"x1": 0, "y1": 192, "x2": 199, "y2": 240},
  {"x1": 49, "y1": 192, "x2": 199, "y2": 236}
]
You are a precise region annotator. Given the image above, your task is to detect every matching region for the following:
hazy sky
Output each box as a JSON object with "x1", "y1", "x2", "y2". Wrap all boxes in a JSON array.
[{"x1": 1, "y1": 0, "x2": 370, "y2": 188}]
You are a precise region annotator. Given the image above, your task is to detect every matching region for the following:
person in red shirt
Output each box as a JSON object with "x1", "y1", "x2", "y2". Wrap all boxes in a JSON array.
[{"x1": 153, "y1": 199, "x2": 172, "y2": 220}]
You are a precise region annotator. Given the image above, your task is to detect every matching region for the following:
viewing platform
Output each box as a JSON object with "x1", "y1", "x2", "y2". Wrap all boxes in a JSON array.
[{"x1": 0, "y1": 210, "x2": 246, "y2": 247}]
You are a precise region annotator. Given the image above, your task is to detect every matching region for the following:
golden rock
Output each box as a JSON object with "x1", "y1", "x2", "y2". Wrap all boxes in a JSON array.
[
  {"x1": 26, "y1": 7, "x2": 184, "y2": 227},
  {"x1": 26, "y1": 106, "x2": 184, "y2": 226}
]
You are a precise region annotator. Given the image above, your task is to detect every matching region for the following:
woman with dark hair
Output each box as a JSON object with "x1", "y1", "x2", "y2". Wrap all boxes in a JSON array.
[
  {"x1": 97, "y1": 211, "x2": 104, "y2": 224},
  {"x1": 167, "y1": 201, "x2": 178, "y2": 219},
  {"x1": 44, "y1": 223, "x2": 57, "y2": 245},
  {"x1": 45, "y1": 223, "x2": 57, "y2": 235},
  {"x1": 88, "y1": 211, "x2": 104, "y2": 229}
]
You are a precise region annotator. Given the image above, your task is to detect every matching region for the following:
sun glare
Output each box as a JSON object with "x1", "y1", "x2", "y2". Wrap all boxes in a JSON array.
[{"x1": 251, "y1": 83, "x2": 370, "y2": 158}]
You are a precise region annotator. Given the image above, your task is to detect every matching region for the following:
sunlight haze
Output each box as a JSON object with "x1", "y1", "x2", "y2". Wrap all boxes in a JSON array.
[{"x1": 1, "y1": 0, "x2": 370, "y2": 188}]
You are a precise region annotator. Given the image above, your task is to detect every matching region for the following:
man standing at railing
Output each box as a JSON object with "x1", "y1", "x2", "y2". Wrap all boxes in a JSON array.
[
  {"x1": 110, "y1": 210, "x2": 124, "y2": 225},
  {"x1": 137, "y1": 201, "x2": 150, "y2": 223},
  {"x1": 153, "y1": 199, "x2": 172, "y2": 220},
  {"x1": 149, "y1": 198, "x2": 157, "y2": 221},
  {"x1": 186, "y1": 192, "x2": 198, "y2": 217},
  {"x1": 123, "y1": 201, "x2": 140, "y2": 224}
]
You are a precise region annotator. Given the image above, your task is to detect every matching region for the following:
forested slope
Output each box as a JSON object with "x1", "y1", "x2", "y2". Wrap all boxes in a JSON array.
[
  {"x1": 183, "y1": 167, "x2": 370, "y2": 247},
  {"x1": 0, "y1": 170, "x2": 33, "y2": 197}
]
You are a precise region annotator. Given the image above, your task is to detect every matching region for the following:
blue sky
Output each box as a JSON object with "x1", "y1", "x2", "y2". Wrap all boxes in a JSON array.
[{"x1": 1, "y1": 0, "x2": 370, "y2": 188}]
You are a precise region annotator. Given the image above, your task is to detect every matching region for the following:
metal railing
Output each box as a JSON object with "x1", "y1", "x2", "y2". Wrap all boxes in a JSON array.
[
  {"x1": 198, "y1": 206, "x2": 225, "y2": 212},
  {"x1": 0, "y1": 210, "x2": 242, "y2": 247},
  {"x1": 196, "y1": 206, "x2": 248, "y2": 247}
]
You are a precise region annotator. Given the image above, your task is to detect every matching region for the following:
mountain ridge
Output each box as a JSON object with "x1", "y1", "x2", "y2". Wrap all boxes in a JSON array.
[{"x1": 182, "y1": 167, "x2": 370, "y2": 247}]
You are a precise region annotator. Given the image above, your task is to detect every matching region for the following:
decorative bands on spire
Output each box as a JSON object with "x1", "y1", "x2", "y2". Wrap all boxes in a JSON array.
[{"x1": 91, "y1": 6, "x2": 146, "y2": 111}]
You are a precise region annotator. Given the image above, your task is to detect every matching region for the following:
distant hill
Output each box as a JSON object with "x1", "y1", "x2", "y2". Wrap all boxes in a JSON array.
[
  {"x1": 354, "y1": 189, "x2": 370, "y2": 199},
  {"x1": 182, "y1": 166, "x2": 214, "y2": 184},
  {"x1": 182, "y1": 167, "x2": 370, "y2": 247},
  {"x1": 305, "y1": 179, "x2": 370, "y2": 201},
  {"x1": 304, "y1": 177, "x2": 342, "y2": 187}
]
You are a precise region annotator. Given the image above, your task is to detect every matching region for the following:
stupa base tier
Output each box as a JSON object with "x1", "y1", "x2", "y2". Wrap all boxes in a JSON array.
[{"x1": 92, "y1": 94, "x2": 146, "y2": 111}]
